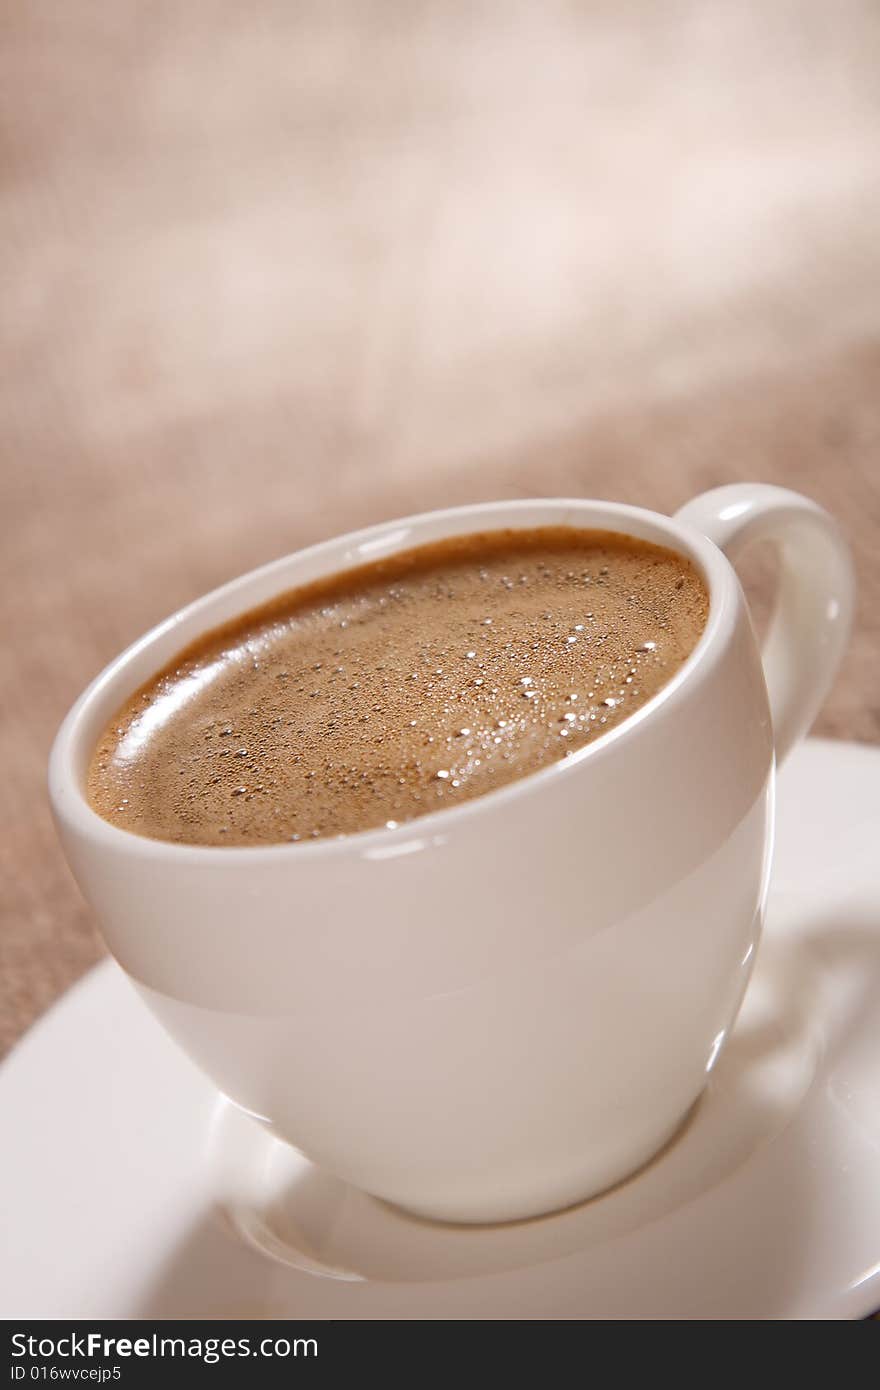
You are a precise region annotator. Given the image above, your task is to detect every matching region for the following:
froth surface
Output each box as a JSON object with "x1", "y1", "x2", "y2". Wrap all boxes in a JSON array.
[{"x1": 87, "y1": 528, "x2": 708, "y2": 844}]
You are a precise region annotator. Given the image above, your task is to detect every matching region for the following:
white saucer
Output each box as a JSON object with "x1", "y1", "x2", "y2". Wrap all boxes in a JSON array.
[{"x1": 3, "y1": 738, "x2": 879, "y2": 1320}]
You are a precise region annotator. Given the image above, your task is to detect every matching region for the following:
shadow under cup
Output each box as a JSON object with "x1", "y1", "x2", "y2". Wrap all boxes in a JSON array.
[{"x1": 49, "y1": 497, "x2": 775, "y2": 1223}]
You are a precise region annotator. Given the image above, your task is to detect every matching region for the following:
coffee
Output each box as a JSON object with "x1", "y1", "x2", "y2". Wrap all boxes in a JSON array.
[{"x1": 87, "y1": 528, "x2": 708, "y2": 844}]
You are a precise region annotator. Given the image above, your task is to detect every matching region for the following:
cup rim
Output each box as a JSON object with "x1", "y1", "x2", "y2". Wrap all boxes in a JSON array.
[{"x1": 49, "y1": 497, "x2": 738, "y2": 861}]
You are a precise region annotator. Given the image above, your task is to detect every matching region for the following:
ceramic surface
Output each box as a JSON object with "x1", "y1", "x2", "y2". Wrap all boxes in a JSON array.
[
  {"x1": 48, "y1": 487, "x2": 853, "y2": 1220},
  {"x1": 6, "y1": 741, "x2": 879, "y2": 1318}
]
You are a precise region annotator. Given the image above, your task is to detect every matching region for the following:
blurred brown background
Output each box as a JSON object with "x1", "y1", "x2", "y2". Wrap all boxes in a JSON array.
[{"x1": 2, "y1": 1, "x2": 879, "y2": 1055}]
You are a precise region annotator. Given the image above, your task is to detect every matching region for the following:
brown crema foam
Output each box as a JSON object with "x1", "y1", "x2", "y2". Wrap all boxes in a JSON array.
[{"x1": 87, "y1": 528, "x2": 709, "y2": 845}]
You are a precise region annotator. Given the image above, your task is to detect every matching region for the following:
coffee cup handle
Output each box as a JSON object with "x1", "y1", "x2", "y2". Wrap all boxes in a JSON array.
[{"x1": 675, "y1": 484, "x2": 855, "y2": 766}]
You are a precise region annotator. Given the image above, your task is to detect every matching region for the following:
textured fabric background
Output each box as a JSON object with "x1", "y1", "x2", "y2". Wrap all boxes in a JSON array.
[{"x1": 2, "y1": 1, "x2": 879, "y2": 1053}]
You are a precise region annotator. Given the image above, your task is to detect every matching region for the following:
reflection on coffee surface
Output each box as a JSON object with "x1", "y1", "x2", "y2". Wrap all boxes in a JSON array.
[{"x1": 88, "y1": 528, "x2": 708, "y2": 844}]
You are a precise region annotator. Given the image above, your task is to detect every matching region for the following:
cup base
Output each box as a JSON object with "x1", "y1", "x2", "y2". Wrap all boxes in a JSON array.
[
  {"x1": 213, "y1": 1087, "x2": 706, "y2": 1282},
  {"x1": 378, "y1": 1101, "x2": 700, "y2": 1227}
]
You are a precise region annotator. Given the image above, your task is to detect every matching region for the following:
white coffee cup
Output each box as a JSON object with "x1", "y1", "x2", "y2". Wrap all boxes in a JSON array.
[{"x1": 49, "y1": 484, "x2": 853, "y2": 1223}]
